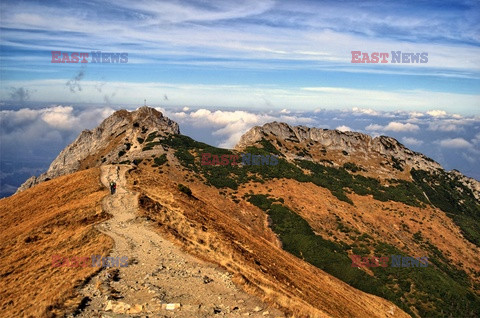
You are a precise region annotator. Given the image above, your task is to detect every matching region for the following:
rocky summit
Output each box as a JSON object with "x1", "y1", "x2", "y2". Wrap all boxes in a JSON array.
[
  {"x1": 3, "y1": 107, "x2": 480, "y2": 318},
  {"x1": 16, "y1": 107, "x2": 179, "y2": 193},
  {"x1": 237, "y1": 121, "x2": 479, "y2": 199},
  {"x1": 236, "y1": 121, "x2": 442, "y2": 175}
]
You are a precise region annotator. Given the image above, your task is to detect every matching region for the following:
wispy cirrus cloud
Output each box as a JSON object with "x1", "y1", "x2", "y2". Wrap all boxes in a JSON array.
[{"x1": 1, "y1": 0, "x2": 479, "y2": 75}]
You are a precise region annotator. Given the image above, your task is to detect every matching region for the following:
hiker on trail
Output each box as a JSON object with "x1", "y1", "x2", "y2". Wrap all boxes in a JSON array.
[{"x1": 110, "y1": 181, "x2": 116, "y2": 194}]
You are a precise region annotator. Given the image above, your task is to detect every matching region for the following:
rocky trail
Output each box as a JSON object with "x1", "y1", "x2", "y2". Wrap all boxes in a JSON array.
[{"x1": 70, "y1": 165, "x2": 285, "y2": 318}]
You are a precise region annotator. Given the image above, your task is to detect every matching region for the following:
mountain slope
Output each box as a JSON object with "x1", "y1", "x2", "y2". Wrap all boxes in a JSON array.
[
  {"x1": 0, "y1": 168, "x2": 111, "y2": 317},
  {"x1": 4, "y1": 107, "x2": 480, "y2": 317},
  {"x1": 70, "y1": 165, "x2": 285, "y2": 317},
  {"x1": 130, "y1": 129, "x2": 479, "y2": 317},
  {"x1": 129, "y1": 161, "x2": 408, "y2": 317}
]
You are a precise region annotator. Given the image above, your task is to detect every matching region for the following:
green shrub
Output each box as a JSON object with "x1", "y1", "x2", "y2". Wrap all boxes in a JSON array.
[
  {"x1": 174, "y1": 149, "x2": 196, "y2": 171},
  {"x1": 153, "y1": 154, "x2": 167, "y2": 166},
  {"x1": 177, "y1": 183, "x2": 192, "y2": 196},
  {"x1": 247, "y1": 194, "x2": 480, "y2": 317},
  {"x1": 413, "y1": 231, "x2": 423, "y2": 242},
  {"x1": 145, "y1": 132, "x2": 158, "y2": 143},
  {"x1": 343, "y1": 162, "x2": 362, "y2": 172}
]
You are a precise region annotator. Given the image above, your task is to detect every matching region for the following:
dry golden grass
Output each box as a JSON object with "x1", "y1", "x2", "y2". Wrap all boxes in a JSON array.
[
  {"x1": 3, "y1": 152, "x2": 472, "y2": 317},
  {"x1": 0, "y1": 168, "x2": 112, "y2": 317},
  {"x1": 128, "y1": 164, "x2": 409, "y2": 318},
  {"x1": 245, "y1": 178, "x2": 480, "y2": 282}
]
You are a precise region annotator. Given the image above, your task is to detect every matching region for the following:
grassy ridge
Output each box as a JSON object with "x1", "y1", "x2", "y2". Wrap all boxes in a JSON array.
[
  {"x1": 158, "y1": 134, "x2": 430, "y2": 207},
  {"x1": 154, "y1": 134, "x2": 480, "y2": 247},
  {"x1": 149, "y1": 134, "x2": 480, "y2": 316},
  {"x1": 247, "y1": 194, "x2": 480, "y2": 317}
]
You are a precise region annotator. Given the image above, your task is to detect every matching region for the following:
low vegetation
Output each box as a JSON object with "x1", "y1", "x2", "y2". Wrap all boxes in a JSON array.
[
  {"x1": 411, "y1": 169, "x2": 480, "y2": 246},
  {"x1": 152, "y1": 154, "x2": 167, "y2": 167},
  {"x1": 343, "y1": 162, "x2": 364, "y2": 173},
  {"x1": 143, "y1": 134, "x2": 480, "y2": 315},
  {"x1": 0, "y1": 169, "x2": 111, "y2": 317},
  {"x1": 177, "y1": 183, "x2": 192, "y2": 196},
  {"x1": 247, "y1": 194, "x2": 480, "y2": 317},
  {"x1": 152, "y1": 135, "x2": 474, "y2": 220}
]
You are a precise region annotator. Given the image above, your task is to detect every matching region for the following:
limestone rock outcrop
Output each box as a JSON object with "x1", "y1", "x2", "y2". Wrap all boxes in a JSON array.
[{"x1": 16, "y1": 107, "x2": 179, "y2": 193}]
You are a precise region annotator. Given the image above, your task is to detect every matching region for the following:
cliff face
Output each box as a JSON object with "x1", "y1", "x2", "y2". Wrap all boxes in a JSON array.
[
  {"x1": 236, "y1": 121, "x2": 442, "y2": 173},
  {"x1": 16, "y1": 107, "x2": 179, "y2": 193},
  {"x1": 235, "y1": 121, "x2": 480, "y2": 195}
]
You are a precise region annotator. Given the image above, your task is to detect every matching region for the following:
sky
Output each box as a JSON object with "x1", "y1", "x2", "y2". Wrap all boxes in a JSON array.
[{"x1": 0, "y1": 0, "x2": 479, "y2": 197}]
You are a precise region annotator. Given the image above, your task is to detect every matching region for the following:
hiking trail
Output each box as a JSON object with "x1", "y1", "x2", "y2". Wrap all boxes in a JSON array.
[{"x1": 70, "y1": 165, "x2": 285, "y2": 317}]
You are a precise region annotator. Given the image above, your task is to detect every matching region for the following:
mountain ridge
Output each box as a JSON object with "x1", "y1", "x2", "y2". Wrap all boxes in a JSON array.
[
  {"x1": 17, "y1": 107, "x2": 478, "y2": 194},
  {"x1": 6, "y1": 107, "x2": 480, "y2": 317},
  {"x1": 16, "y1": 107, "x2": 179, "y2": 193},
  {"x1": 236, "y1": 121, "x2": 479, "y2": 200}
]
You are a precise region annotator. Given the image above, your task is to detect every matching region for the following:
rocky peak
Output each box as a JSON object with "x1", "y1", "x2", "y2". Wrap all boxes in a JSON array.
[
  {"x1": 236, "y1": 121, "x2": 443, "y2": 179},
  {"x1": 16, "y1": 107, "x2": 179, "y2": 193}
]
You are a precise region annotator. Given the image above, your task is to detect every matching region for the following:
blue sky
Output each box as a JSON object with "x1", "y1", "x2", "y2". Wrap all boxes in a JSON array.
[
  {"x1": 0, "y1": 0, "x2": 479, "y2": 113},
  {"x1": 0, "y1": 0, "x2": 479, "y2": 196}
]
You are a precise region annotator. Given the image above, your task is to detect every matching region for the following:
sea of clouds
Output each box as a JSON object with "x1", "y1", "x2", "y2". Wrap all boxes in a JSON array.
[{"x1": 1, "y1": 103, "x2": 478, "y2": 198}]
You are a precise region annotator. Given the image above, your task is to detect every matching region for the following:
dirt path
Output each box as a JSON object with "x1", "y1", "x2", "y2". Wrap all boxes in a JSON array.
[{"x1": 71, "y1": 165, "x2": 285, "y2": 317}]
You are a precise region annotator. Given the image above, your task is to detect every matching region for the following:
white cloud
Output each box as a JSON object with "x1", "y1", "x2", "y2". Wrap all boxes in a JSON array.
[
  {"x1": 280, "y1": 108, "x2": 290, "y2": 114},
  {"x1": 336, "y1": 125, "x2": 352, "y2": 132},
  {"x1": 401, "y1": 137, "x2": 424, "y2": 146},
  {"x1": 0, "y1": 108, "x2": 40, "y2": 125},
  {"x1": 41, "y1": 106, "x2": 77, "y2": 130},
  {"x1": 351, "y1": 107, "x2": 380, "y2": 116},
  {"x1": 427, "y1": 122, "x2": 462, "y2": 132},
  {"x1": 171, "y1": 108, "x2": 313, "y2": 148},
  {"x1": 1, "y1": 105, "x2": 115, "y2": 133},
  {"x1": 384, "y1": 122, "x2": 420, "y2": 132},
  {"x1": 173, "y1": 111, "x2": 187, "y2": 118},
  {"x1": 409, "y1": 111, "x2": 424, "y2": 118},
  {"x1": 0, "y1": 105, "x2": 115, "y2": 164},
  {"x1": 365, "y1": 124, "x2": 384, "y2": 131},
  {"x1": 366, "y1": 121, "x2": 420, "y2": 132},
  {"x1": 189, "y1": 109, "x2": 260, "y2": 126},
  {"x1": 439, "y1": 138, "x2": 472, "y2": 149},
  {"x1": 427, "y1": 110, "x2": 448, "y2": 117}
]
